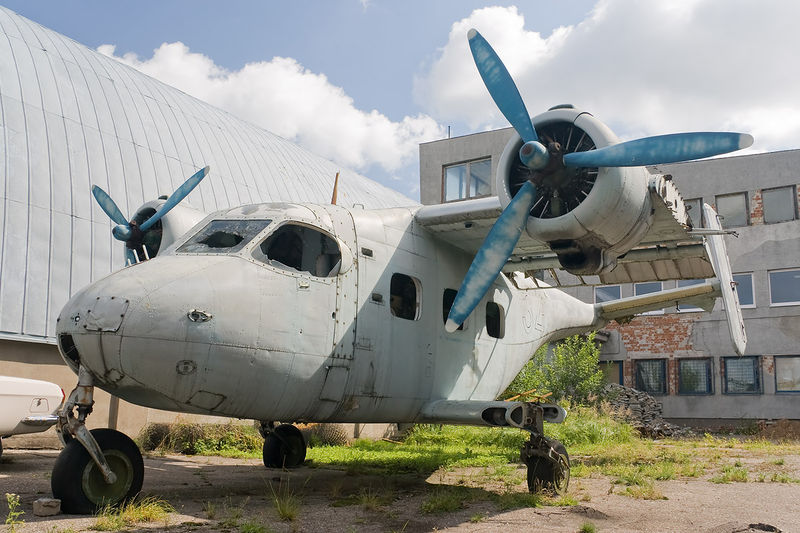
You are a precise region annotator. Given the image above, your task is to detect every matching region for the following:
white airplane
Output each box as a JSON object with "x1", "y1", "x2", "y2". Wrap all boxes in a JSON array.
[{"x1": 51, "y1": 29, "x2": 750, "y2": 513}]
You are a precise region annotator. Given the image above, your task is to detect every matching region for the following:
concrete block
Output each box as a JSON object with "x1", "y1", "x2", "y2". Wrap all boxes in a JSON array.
[{"x1": 33, "y1": 497, "x2": 60, "y2": 516}]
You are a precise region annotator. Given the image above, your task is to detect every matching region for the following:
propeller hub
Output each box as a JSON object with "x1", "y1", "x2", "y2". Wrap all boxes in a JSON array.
[
  {"x1": 112, "y1": 225, "x2": 132, "y2": 242},
  {"x1": 519, "y1": 141, "x2": 549, "y2": 170}
]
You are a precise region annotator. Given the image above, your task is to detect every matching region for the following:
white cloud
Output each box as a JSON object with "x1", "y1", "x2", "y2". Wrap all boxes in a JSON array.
[
  {"x1": 414, "y1": 0, "x2": 800, "y2": 152},
  {"x1": 98, "y1": 43, "x2": 443, "y2": 174}
]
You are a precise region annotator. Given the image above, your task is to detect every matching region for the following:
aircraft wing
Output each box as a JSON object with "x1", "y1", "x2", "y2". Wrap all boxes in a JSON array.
[{"x1": 415, "y1": 174, "x2": 717, "y2": 286}]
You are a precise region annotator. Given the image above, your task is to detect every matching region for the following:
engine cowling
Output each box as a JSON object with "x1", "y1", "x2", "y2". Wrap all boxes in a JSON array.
[
  {"x1": 126, "y1": 200, "x2": 206, "y2": 262},
  {"x1": 495, "y1": 106, "x2": 653, "y2": 275}
]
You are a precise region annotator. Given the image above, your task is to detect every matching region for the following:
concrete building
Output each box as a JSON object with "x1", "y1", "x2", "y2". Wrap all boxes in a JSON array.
[
  {"x1": 0, "y1": 7, "x2": 413, "y2": 446},
  {"x1": 421, "y1": 127, "x2": 800, "y2": 426}
]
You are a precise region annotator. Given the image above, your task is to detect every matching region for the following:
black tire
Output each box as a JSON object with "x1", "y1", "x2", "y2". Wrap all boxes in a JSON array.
[
  {"x1": 51, "y1": 428, "x2": 144, "y2": 514},
  {"x1": 0, "y1": 437, "x2": 3, "y2": 459},
  {"x1": 262, "y1": 424, "x2": 306, "y2": 468},
  {"x1": 526, "y1": 438, "x2": 570, "y2": 494}
]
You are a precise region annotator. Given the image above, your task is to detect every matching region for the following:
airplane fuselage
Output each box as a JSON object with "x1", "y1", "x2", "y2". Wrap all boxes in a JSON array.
[{"x1": 56, "y1": 202, "x2": 600, "y2": 425}]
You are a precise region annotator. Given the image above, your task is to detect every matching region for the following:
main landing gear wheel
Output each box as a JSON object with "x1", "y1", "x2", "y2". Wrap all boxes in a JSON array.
[
  {"x1": 263, "y1": 424, "x2": 306, "y2": 468},
  {"x1": 52, "y1": 428, "x2": 144, "y2": 514},
  {"x1": 524, "y1": 437, "x2": 570, "y2": 494}
]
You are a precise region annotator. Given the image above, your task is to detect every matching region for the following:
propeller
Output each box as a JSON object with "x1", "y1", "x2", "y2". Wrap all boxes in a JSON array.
[
  {"x1": 92, "y1": 166, "x2": 209, "y2": 259},
  {"x1": 445, "y1": 29, "x2": 753, "y2": 332}
]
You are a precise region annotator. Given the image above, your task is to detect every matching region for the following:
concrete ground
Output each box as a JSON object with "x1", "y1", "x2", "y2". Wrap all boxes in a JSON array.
[{"x1": 0, "y1": 449, "x2": 797, "y2": 532}]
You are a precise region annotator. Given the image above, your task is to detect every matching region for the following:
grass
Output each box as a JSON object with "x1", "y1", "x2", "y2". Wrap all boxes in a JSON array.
[
  {"x1": 5, "y1": 493, "x2": 24, "y2": 533},
  {"x1": 420, "y1": 486, "x2": 473, "y2": 514},
  {"x1": 710, "y1": 464, "x2": 749, "y2": 484},
  {"x1": 90, "y1": 497, "x2": 173, "y2": 531},
  {"x1": 270, "y1": 482, "x2": 300, "y2": 521},
  {"x1": 579, "y1": 523, "x2": 597, "y2": 533}
]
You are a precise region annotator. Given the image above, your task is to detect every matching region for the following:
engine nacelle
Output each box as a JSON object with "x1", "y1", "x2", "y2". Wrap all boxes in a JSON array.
[
  {"x1": 496, "y1": 106, "x2": 653, "y2": 274},
  {"x1": 126, "y1": 200, "x2": 207, "y2": 262}
]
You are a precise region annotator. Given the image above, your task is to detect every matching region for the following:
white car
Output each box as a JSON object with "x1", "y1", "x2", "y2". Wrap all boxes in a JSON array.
[{"x1": 0, "y1": 376, "x2": 64, "y2": 458}]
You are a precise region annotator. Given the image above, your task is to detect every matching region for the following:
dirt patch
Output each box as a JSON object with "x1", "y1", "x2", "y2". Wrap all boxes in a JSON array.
[{"x1": 1, "y1": 449, "x2": 797, "y2": 532}]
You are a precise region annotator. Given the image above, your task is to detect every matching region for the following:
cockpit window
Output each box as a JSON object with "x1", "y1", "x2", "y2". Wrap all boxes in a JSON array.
[
  {"x1": 176, "y1": 219, "x2": 272, "y2": 254},
  {"x1": 252, "y1": 223, "x2": 342, "y2": 277}
]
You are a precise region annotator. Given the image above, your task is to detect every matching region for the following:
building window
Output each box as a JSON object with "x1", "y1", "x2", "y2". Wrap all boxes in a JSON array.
[
  {"x1": 769, "y1": 269, "x2": 800, "y2": 306},
  {"x1": 634, "y1": 281, "x2": 663, "y2": 315},
  {"x1": 602, "y1": 361, "x2": 623, "y2": 385},
  {"x1": 733, "y1": 273, "x2": 755, "y2": 308},
  {"x1": 723, "y1": 356, "x2": 761, "y2": 394},
  {"x1": 677, "y1": 279, "x2": 705, "y2": 312},
  {"x1": 678, "y1": 358, "x2": 713, "y2": 394},
  {"x1": 715, "y1": 192, "x2": 748, "y2": 228},
  {"x1": 595, "y1": 285, "x2": 621, "y2": 303},
  {"x1": 443, "y1": 158, "x2": 491, "y2": 202},
  {"x1": 635, "y1": 359, "x2": 667, "y2": 394},
  {"x1": 442, "y1": 289, "x2": 463, "y2": 330},
  {"x1": 390, "y1": 273, "x2": 421, "y2": 320},
  {"x1": 485, "y1": 302, "x2": 504, "y2": 338},
  {"x1": 775, "y1": 356, "x2": 800, "y2": 392},
  {"x1": 685, "y1": 198, "x2": 703, "y2": 227},
  {"x1": 762, "y1": 186, "x2": 796, "y2": 224}
]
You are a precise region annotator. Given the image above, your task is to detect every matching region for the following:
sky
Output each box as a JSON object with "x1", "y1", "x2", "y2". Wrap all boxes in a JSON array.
[{"x1": 4, "y1": 0, "x2": 800, "y2": 200}]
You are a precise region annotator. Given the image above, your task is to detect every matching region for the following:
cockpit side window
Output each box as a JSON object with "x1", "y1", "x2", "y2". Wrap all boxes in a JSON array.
[
  {"x1": 253, "y1": 223, "x2": 342, "y2": 277},
  {"x1": 177, "y1": 219, "x2": 272, "y2": 254}
]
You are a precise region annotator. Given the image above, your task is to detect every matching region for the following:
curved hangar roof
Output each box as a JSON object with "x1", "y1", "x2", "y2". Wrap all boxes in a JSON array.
[{"x1": 0, "y1": 6, "x2": 415, "y2": 343}]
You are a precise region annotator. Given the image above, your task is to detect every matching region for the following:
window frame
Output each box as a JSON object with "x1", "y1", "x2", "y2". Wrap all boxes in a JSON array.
[
  {"x1": 594, "y1": 284, "x2": 622, "y2": 303},
  {"x1": 684, "y1": 197, "x2": 703, "y2": 227},
  {"x1": 442, "y1": 157, "x2": 492, "y2": 202},
  {"x1": 774, "y1": 355, "x2": 800, "y2": 393},
  {"x1": 715, "y1": 191, "x2": 749, "y2": 228},
  {"x1": 635, "y1": 359, "x2": 668, "y2": 395},
  {"x1": 762, "y1": 185, "x2": 797, "y2": 224},
  {"x1": 732, "y1": 272, "x2": 755, "y2": 308},
  {"x1": 722, "y1": 356, "x2": 762, "y2": 395},
  {"x1": 634, "y1": 281, "x2": 664, "y2": 315},
  {"x1": 768, "y1": 268, "x2": 800, "y2": 307},
  {"x1": 677, "y1": 279, "x2": 705, "y2": 312},
  {"x1": 677, "y1": 358, "x2": 714, "y2": 395}
]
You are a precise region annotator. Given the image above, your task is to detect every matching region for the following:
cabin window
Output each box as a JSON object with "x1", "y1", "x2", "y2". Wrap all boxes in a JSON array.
[
  {"x1": 442, "y1": 289, "x2": 463, "y2": 330},
  {"x1": 390, "y1": 273, "x2": 421, "y2": 320},
  {"x1": 485, "y1": 302, "x2": 504, "y2": 339},
  {"x1": 733, "y1": 273, "x2": 755, "y2": 307},
  {"x1": 177, "y1": 219, "x2": 272, "y2": 254},
  {"x1": 762, "y1": 185, "x2": 796, "y2": 224},
  {"x1": 678, "y1": 358, "x2": 713, "y2": 394},
  {"x1": 723, "y1": 356, "x2": 761, "y2": 394},
  {"x1": 715, "y1": 192, "x2": 748, "y2": 228},
  {"x1": 253, "y1": 223, "x2": 341, "y2": 277}
]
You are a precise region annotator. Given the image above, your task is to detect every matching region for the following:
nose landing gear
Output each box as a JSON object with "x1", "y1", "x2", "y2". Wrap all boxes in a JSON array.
[
  {"x1": 260, "y1": 422, "x2": 307, "y2": 468},
  {"x1": 51, "y1": 366, "x2": 144, "y2": 514}
]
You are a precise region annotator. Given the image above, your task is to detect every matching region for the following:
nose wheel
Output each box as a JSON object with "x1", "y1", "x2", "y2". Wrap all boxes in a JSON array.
[
  {"x1": 261, "y1": 423, "x2": 306, "y2": 468},
  {"x1": 52, "y1": 428, "x2": 144, "y2": 514}
]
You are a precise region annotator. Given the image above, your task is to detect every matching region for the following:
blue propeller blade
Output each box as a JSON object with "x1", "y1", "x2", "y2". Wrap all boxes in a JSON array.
[
  {"x1": 446, "y1": 181, "x2": 537, "y2": 332},
  {"x1": 91, "y1": 185, "x2": 129, "y2": 226},
  {"x1": 468, "y1": 29, "x2": 537, "y2": 144},
  {"x1": 563, "y1": 132, "x2": 754, "y2": 168},
  {"x1": 140, "y1": 166, "x2": 208, "y2": 232}
]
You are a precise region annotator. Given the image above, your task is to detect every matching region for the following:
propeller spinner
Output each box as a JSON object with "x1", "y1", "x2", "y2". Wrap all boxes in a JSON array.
[
  {"x1": 445, "y1": 29, "x2": 753, "y2": 332},
  {"x1": 92, "y1": 166, "x2": 209, "y2": 262}
]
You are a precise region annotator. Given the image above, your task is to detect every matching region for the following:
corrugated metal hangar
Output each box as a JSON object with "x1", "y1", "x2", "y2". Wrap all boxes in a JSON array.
[{"x1": 0, "y1": 6, "x2": 413, "y2": 442}]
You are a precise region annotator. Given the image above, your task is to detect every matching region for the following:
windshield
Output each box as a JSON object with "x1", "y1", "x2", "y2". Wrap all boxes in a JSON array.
[{"x1": 176, "y1": 219, "x2": 272, "y2": 254}]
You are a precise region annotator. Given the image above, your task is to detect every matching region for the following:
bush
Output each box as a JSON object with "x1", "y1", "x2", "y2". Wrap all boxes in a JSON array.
[
  {"x1": 137, "y1": 422, "x2": 262, "y2": 456},
  {"x1": 503, "y1": 333, "x2": 604, "y2": 406}
]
